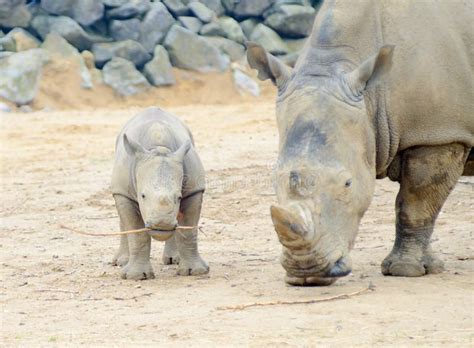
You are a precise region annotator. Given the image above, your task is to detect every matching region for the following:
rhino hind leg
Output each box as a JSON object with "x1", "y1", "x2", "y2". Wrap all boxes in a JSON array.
[
  {"x1": 162, "y1": 235, "x2": 180, "y2": 265},
  {"x1": 113, "y1": 194, "x2": 155, "y2": 280},
  {"x1": 175, "y1": 192, "x2": 209, "y2": 276},
  {"x1": 382, "y1": 143, "x2": 469, "y2": 277}
]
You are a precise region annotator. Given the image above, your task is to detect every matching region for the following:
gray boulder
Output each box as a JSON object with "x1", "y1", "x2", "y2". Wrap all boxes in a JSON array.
[
  {"x1": 239, "y1": 18, "x2": 258, "y2": 38},
  {"x1": 204, "y1": 36, "x2": 244, "y2": 62},
  {"x1": 102, "y1": 57, "x2": 150, "y2": 96},
  {"x1": 249, "y1": 23, "x2": 288, "y2": 55},
  {"x1": 162, "y1": 0, "x2": 189, "y2": 16},
  {"x1": 264, "y1": 5, "x2": 316, "y2": 38},
  {"x1": 218, "y1": 16, "x2": 245, "y2": 44},
  {"x1": 0, "y1": 0, "x2": 31, "y2": 28},
  {"x1": 198, "y1": 0, "x2": 225, "y2": 17},
  {"x1": 0, "y1": 101, "x2": 12, "y2": 113},
  {"x1": 178, "y1": 16, "x2": 202, "y2": 34},
  {"x1": 284, "y1": 37, "x2": 307, "y2": 53},
  {"x1": 72, "y1": 0, "x2": 105, "y2": 26},
  {"x1": 232, "y1": 68, "x2": 260, "y2": 97},
  {"x1": 139, "y1": 2, "x2": 176, "y2": 53},
  {"x1": 106, "y1": 0, "x2": 151, "y2": 19},
  {"x1": 188, "y1": 2, "x2": 215, "y2": 23},
  {"x1": 31, "y1": 15, "x2": 94, "y2": 50},
  {"x1": 0, "y1": 27, "x2": 40, "y2": 52},
  {"x1": 92, "y1": 40, "x2": 151, "y2": 68},
  {"x1": 199, "y1": 22, "x2": 226, "y2": 37},
  {"x1": 109, "y1": 18, "x2": 141, "y2": 41},
  {"x1": 0, "y1": 48, "x2": 49, "y2": 105},
  {"x1": 143, "y1": 45, "x2": 175, "y2": 86},
  {"x1": 40, "y1": 0, "x2": 104, "y2": 26},
  {"x1": 164, "y1": 25, "x2": 229, "y2": 72},
  {"x1": 230, "y1": 0, "x2": 274, "y2": 19},
  {"x1": 41, "y1": 32, "x2": 93, "y2": 89},
  {"x1": 102, "y1": 0, "x2": 128, "y2": 7}
]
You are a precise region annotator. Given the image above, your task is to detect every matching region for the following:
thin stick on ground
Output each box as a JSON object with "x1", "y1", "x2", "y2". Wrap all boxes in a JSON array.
[
  {"x1": 217, "y1": 283, "x2": 375, "y2": 311},
  {"x1": 59, "y1": 224, "x2": 195, "y2": 236},
  {"x1": 35, "y1": 288, "x2": 79, "y2": 294}
]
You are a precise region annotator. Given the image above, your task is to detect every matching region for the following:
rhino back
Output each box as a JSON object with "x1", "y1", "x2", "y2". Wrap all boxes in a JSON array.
[
  {"x1": 111, "y1": 107, "x2": 205, "y2": 200},
  {"x1": 295, "y1": 0, "x2": 473, "y2": 174},
  {"x1": 381, "y1": 1, "x2": 473, "y2": 150}
]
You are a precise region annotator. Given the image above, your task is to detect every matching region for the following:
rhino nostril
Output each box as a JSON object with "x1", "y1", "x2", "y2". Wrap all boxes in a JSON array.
[{"x1": 327, "y1": 256, "x2": 352, "y2": 278}]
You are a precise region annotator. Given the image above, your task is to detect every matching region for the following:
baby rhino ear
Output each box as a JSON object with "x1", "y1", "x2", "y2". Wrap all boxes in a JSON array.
[
  {"x1": 123, "y1": 134, "x2": 148, "y2": 156},
  {"x1": 172, "y1": 141, "x2": 191, "y2": 162}
]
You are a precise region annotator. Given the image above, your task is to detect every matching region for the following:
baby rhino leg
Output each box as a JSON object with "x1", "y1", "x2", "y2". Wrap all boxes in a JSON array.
[
  {"x1": 162, "y1": 235, "x2": 180, "y2": 265},
  {"x1": 175, "y1": 193, "x2": 209, "y2": 276},
  {"x1": 113, "y1": 194, "x2": 154, "y2": 280}
]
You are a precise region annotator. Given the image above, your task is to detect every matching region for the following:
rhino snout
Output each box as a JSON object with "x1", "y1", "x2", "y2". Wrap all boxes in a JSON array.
[
  {"x1": 326, "y1": 256, "x2": 352, "y2": 278},
  {"x1": 145, "y1": 218, "x2": 178, "y2": 231}
]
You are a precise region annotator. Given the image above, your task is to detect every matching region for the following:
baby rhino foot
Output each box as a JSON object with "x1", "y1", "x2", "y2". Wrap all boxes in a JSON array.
[
  {"x1": 162, "y1": 252, "x2": 180, "y2": 265},
  {"x1": 121, "y1": 262, "x2": 155, "y2": 280},
  {"x1": 112, "y1": 253, "x2": 129, "y2": 267},
  {"x1": 382, "y1": 250, "x2": 444, "y2": 277},
  {"x1": 177, "y1": 257, "x2": 209, "y2": 276}
]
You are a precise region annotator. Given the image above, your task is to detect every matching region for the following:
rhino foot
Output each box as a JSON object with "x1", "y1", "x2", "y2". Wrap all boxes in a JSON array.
[
  {"x1": 381, "y1": 250, "x2": 444, "y2": 277},
  {"x1": 177, "y1": 257, "x2": 209, "y2": 276},
  {"x1": 121, "y1": 262, "x2": 155, "y2": 280},
  {"x1": 112, "y1": 253, "x2": 129, "y2": 267},
  {"x1": 162, "y1": 253, "x2": 180, "y2": 265}
]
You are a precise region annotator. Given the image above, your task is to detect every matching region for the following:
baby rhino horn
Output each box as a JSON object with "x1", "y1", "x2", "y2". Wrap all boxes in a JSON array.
[{"x1": 270, "y1": 205, "x2": 312, "y2": 248}]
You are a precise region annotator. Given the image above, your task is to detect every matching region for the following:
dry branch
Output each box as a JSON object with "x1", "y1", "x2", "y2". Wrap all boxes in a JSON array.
[
  {"x1": 217, "y1": 283, "x2": 375, "y2": 311},
  {"x1": 59, "y1": 224, "x2": 195, "y2": 236}
]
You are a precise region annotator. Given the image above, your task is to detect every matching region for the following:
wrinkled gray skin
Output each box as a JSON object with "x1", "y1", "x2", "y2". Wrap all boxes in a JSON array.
[
  {"x1": 248, "y1": 0, "x2": 473, "y2": 286},
  {"x1": 111, "y1": 107, "x2": 208, "y2": 280}
]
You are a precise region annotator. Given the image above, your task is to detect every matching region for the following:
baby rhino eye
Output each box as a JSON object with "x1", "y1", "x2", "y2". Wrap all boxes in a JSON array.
[
  {"x1": 141, "y1": 193, "x2": 146, "y2": 199},
  {"x1": 345, "y1": 179, "x2": 352, "y2": 188}
]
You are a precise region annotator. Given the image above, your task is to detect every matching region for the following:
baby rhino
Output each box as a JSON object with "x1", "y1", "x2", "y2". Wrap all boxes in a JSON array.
[{"x1": 111, "y1": 107, "x2": 208, "y2": 280}]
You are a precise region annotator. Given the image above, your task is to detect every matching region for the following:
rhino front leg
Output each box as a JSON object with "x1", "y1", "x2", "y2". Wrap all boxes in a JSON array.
[
  {"x1": 175, "y1": 192, "x2": 209, "y2": 276},
  {"x1": 113, "y1": 194, "x2": 154, "y2": 280},
  {"x1": 382, "y1": 143, "x2": 469, "y2": 277},
  {"x1": 112, "y1": 194, "x2": 131, "y2": 266},
  {"x1": 162, "y1": 235, "x2": 180, "y2": 265}
]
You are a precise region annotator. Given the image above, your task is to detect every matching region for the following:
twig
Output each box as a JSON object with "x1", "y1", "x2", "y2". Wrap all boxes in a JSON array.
[
  {"x1": 217, "y1": 283, "x2": 375, "y2": 311},
  {"x1": 354, "y1": 245, "x2": 384, "y2": 250},
  {"x1": 35, "y1": 288, "x2": 79, "y2": 294},
  {"x1": 114, "y1": 293, "x2": 153, "y2": 301},
  {"x1": 59, "y1": 224, "x2": 194, "y2": 236},
  {"x1": 85, "y1": 215, "x2": 118, "y2": 220}
]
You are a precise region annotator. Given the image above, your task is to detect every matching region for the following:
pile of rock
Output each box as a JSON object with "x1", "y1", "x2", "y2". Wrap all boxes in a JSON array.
[{"x1": 0, "y1": 0, "x2": 319, "y2": 105}]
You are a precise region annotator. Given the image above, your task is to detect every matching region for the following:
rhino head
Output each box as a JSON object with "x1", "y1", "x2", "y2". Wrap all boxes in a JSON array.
[
  {"x1": 123, "y1": 134, "x2": 190, "y2": 231},
  {"x1": 247, "y1": 43, "x2": 394, "y2": 285}
]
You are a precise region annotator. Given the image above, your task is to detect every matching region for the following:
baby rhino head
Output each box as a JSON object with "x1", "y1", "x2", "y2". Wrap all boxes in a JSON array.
[{"x1": 123, "y1": 134, "x2": 191, "y2": 231}]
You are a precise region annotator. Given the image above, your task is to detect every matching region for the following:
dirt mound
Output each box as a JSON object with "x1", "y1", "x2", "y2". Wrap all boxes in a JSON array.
[{"x1": 0, "y1": 57, "x2": 276, "y2": 112}]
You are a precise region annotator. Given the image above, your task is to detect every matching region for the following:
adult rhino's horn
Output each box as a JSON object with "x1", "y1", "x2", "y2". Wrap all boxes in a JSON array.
[{"x1": 270, "y1": 205, "x2": 312, "y2": 248}]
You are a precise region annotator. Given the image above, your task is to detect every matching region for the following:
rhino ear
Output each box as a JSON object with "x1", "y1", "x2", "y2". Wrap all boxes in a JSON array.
[
  {"x1": 172, "y1": 141, "x2": 191, "y2": 162},
  {"x1": 123, "y1": 134, "x2": 147, "y2": 156},
  {"x1": 246, "y1": 42, "x2": 292, "y2": 89},
  {"x1": 346, "y1": 45, "x2": 394, "y2": 95}
]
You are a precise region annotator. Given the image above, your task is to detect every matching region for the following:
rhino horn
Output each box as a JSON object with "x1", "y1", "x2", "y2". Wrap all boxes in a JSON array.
[{"x1": 270, "y1": 205, "x2": 312, "y2": 248}]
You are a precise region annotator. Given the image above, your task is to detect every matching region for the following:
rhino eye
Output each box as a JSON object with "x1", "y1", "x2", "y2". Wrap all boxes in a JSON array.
[
  {"x1": 345, "y1": 179, "x2": 352, "y2": 188},
  {"x1": 141, "y1": 193, "x2": 146, "y2": 199}
]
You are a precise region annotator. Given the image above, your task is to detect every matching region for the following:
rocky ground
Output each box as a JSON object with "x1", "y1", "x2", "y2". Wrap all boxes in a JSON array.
[{"x1": 1, "y1": 100, "x2": 473, "y2": 346}]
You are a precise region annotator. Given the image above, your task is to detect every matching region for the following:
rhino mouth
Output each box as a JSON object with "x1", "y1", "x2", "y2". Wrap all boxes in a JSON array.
[{"x1": 285, "y1": 274, "x2": 338, "y2": 286}]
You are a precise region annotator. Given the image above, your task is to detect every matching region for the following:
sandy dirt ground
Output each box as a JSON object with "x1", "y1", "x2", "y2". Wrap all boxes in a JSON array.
[{"x1": 1, "y1": 101, "x2": 473, "y2": 347}]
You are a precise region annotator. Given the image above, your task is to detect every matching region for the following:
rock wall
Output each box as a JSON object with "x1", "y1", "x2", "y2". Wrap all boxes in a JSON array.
[{"x1": 0, "y1": 0, "x2": 320, "y2": 105}]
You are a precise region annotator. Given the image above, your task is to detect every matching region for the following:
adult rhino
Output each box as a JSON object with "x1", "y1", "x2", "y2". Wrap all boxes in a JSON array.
[{"x1": 247, "y1": 0, "x2": 473, "y2": 285}]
